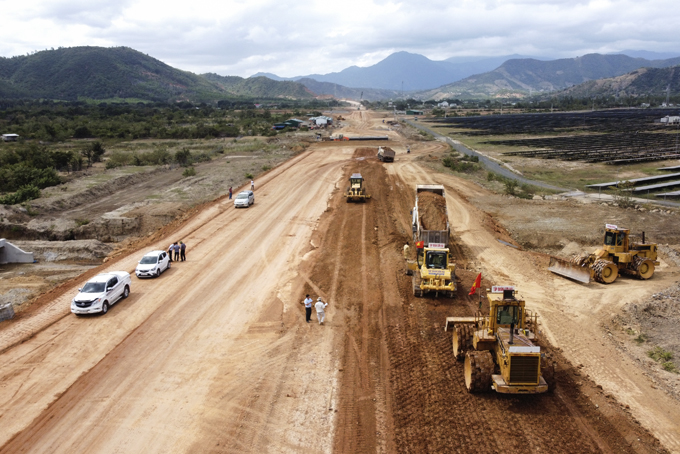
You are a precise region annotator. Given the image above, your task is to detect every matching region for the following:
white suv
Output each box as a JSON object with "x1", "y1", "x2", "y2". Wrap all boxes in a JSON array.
[
  {"x1": 71, "y1": 271, "x2": 131, "y2": 315},
  {"x1": 234, "y1": 190, "x2": 254, "y2": 208},
  {"x1": 136, "y1": 250, "x2": 171, "y2": 278}
]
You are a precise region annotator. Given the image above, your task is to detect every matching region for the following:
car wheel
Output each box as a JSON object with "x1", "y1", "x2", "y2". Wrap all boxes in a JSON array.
[
  {"x1": 123, "y1": 285, "x2": 130, "y2": 298},
  {"x1": 101, "y1": 301, "x2": 109, "y2": 314},
  {"x1": 156, "y1": 269, "x2": 161, "y2": 277}
]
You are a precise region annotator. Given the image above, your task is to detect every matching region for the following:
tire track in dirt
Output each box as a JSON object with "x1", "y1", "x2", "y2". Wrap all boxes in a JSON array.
[{"x1": 306, "y1": 141, "x2": 667, "y2": 453}]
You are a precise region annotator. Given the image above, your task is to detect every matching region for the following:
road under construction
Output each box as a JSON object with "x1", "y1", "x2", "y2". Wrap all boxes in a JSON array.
[{"x1": 0, "y1": 110, "x2": 678, "y2": 453}]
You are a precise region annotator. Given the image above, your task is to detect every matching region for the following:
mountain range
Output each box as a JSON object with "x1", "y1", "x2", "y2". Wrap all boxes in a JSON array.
[
  {"x1": 253, "y1": 52, "x2": 542, "y2": 91},
  {"x1": 1, "y1": 46, "x2": 680, "y2": 103},
  {"x1": 417, "y1": 53, "x2": 680, "y2": 100}
]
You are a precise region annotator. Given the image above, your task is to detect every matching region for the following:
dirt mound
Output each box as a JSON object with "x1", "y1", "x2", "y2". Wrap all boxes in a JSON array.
[
  {"x1": 418, "y1": 191, "x2": 447, "y2": 230},
  {"x1": 11, "y1": 240, "x2": 113, "y2": 263},
  {"x1": 354, "y1": 147, "x2": 378, "y2": 158},
  {"x1": 560, "y1": 241, "x2": 583, "y2": 257}
]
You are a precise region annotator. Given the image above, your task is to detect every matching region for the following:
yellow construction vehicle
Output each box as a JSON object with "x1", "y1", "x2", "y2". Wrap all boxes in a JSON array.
[
  {"x1": 445, "y1": 286, "x2": 554, "y2": 394},
  {"x1": 405, "y1": 241, "x2": 456, "y2": 297},
  {"x1": 548, "y1": 224, "x2": 659, "y2": 284},
  {"x1": 344, "y1": 173, "x2": 371, "y2": 203}
]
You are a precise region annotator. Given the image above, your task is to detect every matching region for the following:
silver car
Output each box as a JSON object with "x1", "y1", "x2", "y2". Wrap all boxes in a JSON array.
[
  {"x1": 135, "y1": 250, "x2": 171, "y2": 278},
  {"x1": 71, "y1": 271, "x2": 131, "y2": 315},
  {"x1": 234, "y1": 190, "x2": 254, "y2": 208}
]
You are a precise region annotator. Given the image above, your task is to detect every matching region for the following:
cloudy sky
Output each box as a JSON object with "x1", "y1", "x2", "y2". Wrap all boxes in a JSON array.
[{"x1": 1, "y1": 0, "x2": 678, "y2": 78}]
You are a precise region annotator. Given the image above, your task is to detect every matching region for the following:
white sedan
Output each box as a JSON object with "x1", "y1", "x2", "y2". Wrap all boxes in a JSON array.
[
  {"x1": 234, "y1": 190, "x2": 254, "y2": 208},
  {"x1": 71, "y1": 271, "x2": 131, "y2": 315},
  {"x1": 135, "y1": 250, "x2": 171, "y2": 278}
]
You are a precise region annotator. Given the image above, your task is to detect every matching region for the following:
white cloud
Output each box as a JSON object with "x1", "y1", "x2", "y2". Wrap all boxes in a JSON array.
[{"x1": 0, "y1": 0, "x2": 678, "y2": 77}]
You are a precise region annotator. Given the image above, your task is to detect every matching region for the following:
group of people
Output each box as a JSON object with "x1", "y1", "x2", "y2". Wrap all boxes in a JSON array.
[
  {"x1": 168, "y1": 241, "x2": 187, "y2": 262},
  {"x1": 227, "y1": 180, "x2": 255, "y2": 200},
  {"x1": 303, "y1": 294, "x2": 328, "y2": 325}
]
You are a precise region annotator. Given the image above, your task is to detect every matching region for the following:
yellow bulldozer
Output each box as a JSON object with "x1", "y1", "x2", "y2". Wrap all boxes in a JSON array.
[
  {"x1": 344, "y1": 173, "x2": 371, "y2": 203},
  {"x1": 445, "y1": 286, "x2": 554, "y2": 394},
  {"x1": 548, "y1": 224, "x2": 659, "y2": 284},
  {"x1": 405, "y1": 241, "x2": 456, "y2": 298}
]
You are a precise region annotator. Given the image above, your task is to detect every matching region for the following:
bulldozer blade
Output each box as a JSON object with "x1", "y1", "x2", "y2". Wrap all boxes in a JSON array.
[{"x1": 548, "y1": 257, "x2": 591, "y2": 284}]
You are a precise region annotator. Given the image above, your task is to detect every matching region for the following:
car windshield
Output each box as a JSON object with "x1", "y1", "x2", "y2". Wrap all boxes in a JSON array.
[
  {"x1": 140, "y1": 256, "x2": 158, "y2": 264},
  {"x1": 82, "y1": 282, "x2": 106, "y2": 293},
  {"x1": 236, "y1": 193, "x2": 249, "y2": 199}
]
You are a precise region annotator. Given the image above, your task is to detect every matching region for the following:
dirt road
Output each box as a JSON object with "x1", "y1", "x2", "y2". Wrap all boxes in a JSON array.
[{"x1": 0, "y1": 111, "x2": 676, "y2": 453}]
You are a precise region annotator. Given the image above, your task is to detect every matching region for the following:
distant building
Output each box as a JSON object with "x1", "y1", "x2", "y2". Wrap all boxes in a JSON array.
[
  {"x1": 2, "y1": 134, "x2": 19, "y2": 142},
  {"x1": 437, "y1": 101, "x2": 449, "y2": 108},
  {"x1": 406, "y1": 110, "x2": 424, "y2": 115}
]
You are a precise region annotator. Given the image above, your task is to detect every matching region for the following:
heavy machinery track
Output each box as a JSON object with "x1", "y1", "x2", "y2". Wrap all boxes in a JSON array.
[{"x1": 320, "y1": 150, "x2": 667, "y2": 453}]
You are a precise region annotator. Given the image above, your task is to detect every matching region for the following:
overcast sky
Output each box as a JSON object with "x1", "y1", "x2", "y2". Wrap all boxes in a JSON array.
[{"x1": 1, "y1": 0, "x2": 678, "y2": 78}]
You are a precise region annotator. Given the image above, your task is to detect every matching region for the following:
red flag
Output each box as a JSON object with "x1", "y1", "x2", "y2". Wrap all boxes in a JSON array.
[{"x1": 469, "y1": 273, "x2": 482, "y2": 296}]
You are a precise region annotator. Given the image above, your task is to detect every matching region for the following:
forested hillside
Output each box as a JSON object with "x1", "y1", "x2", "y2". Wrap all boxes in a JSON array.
[{"x1": 0, "y1": 47, "x2": 316, "y2": 102}]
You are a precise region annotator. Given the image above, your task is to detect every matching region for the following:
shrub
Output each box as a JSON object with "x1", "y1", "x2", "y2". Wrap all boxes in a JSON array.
[
  {"x1": 182, "y1": 166, "x2": 196, "y2": 177},
  {"x1": 648, "y1": 346, "x2": 673, "y2": 362},
  {"x1": 504, "y1": 179, "x2": 518, "y2": 195},
  {"x1": 106, "y1": 151, "x2": 133, "y2": 168},
  {"x1": 245, "y1": 172, "x2": 254, "y2": 179},
  {"x1": 0, "y1": 184, "x2": 41, "y2": 205},
  {"x1": 175, "y1": 148, "x2": 192, "y2": 166}
]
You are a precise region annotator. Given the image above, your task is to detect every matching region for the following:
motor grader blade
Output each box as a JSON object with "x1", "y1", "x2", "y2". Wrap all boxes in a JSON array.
[{"x1": 548, "y1": 257, "x2": 591, "y2": 284}]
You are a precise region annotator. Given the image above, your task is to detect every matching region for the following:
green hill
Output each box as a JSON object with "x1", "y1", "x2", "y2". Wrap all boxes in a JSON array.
[
  {"x1": 202, "y1": 74, "x2": 315, "y2": 99},
  {"x1": 0, "y1": 47, "x2": 316, "y2": 102}
]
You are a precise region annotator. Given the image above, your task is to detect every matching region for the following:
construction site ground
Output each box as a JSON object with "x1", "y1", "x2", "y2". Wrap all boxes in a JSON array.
[{"x1": 0, "y1": 110, "x2": 679, "y2": 453}]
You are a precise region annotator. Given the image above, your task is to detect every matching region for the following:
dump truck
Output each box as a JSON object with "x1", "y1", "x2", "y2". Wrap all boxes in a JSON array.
[
  {"x1": 405, "y1": 241, "x2": 456, "y2": 297},
  {"x1": 411, "y1": 185, "x2": 449, "y2": 246},
  {"x1": 548, "y1": 224, "x2": 659, "y2": 284},
  {"x1": 445, "y1": 286, "x2": 554, "y2": 394},
  {"x1": 344, "y1": 173, "x2": 371, "y2": 203},
  {"x1": 377, "y1": 146, "x2": 396, "y2": 162}
]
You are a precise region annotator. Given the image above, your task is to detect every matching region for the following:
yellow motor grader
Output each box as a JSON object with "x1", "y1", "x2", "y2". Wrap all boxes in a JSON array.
[
  {"x1": 344, "y1": 173, "x2": 371, "y2": 203},
  {"x1": 405, "y1": 241, "x2": 456, "y2": 298},
  {"x1": 445, "y1": 286, "x2": 554, "y2": 394},
  {"x1": 548, "y1": 224, "x2": 659, "y2": 284}
]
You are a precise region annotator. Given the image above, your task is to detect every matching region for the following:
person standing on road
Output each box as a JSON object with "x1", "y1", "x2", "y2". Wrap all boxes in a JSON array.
[
  {"x1": 180, "y1": 241, "x2": 186, "y2": 261},
  {"x1": 251, "y1": 179, "x2": 255, "y2": 191},
  {"x1": 303, "y1": 294, "x2": 313, "y2": 323},
  {"x1": 168, "y1": 243, "x2": 174, "y2": 262},
  {"x1": 173, "y1": 242, "x2": 180, "y2": 262},
  {"x1": 229, "y1": 187, "x2": 233, "y2": 199},
  {"x1": 315, "y1": 297, "x2": 328, "y2": 325}
]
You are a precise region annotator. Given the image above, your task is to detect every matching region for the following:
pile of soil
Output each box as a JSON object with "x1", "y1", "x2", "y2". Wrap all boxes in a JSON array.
[
  {"x1": 12, "y1": 240, "x2": 113, "y2": 263},
  {"x1": 417, "y1": 191, "x2": 447, "y2": 230},
  {"x1": 354, "y1": 147, "x2": 378, "y2": 158}
]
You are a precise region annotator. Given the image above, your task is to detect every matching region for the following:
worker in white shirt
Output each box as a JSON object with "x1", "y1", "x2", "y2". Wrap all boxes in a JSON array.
[{"x1": 315, "y1": 297, "x2": 328, "y2": 325}]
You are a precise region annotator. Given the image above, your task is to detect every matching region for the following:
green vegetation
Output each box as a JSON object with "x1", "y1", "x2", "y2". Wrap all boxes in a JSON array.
[
  {"x1": 182, "y1": 166, "x2": 196, "y2": 177},
  {"x1": 0, "y1": 185, "x2": 41, "y2": 205},
  {"x1": 442, "y1": 153, "x2": 480, "y2": 173},
  {"x1": 634, "y1": 333, "x2": 648, "y2": 344},
  {"x1": 647, "y1": 346, "x2": 678, "y2": 373},
  {"x1": 245, "y1": 172, "x2": 254, "y2": 179}
]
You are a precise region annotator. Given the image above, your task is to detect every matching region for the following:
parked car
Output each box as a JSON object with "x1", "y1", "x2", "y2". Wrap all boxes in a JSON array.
[
  {"x1": 234, "y1": 190, "x2": 255, "y2": 208},
  {"x1": 135, "y1": 250, "x2": 171, "y2": 278},
  {"x1": 71, "y1": 271, "x2": 131, "y2": 315}
]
